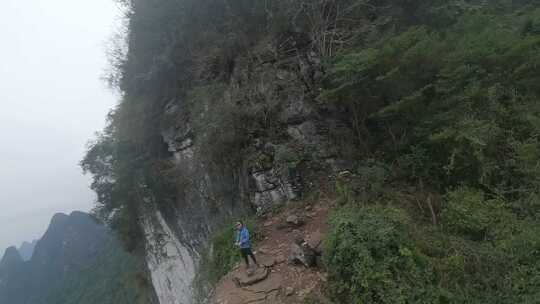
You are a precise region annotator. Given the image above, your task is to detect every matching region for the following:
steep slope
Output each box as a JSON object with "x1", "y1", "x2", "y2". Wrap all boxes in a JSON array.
[
  {"x1": 82, "y1": 2, "x2": 365, "y2": 303},
  {"x1": 81, "y1": 1, "x2": 451, "y2": 303},
  {"x1": 82, "y1": 1, "x2": 540, "y2": 303},
  {"x1": 213, "y1": 201, "x2": 331, "y2": 304}
]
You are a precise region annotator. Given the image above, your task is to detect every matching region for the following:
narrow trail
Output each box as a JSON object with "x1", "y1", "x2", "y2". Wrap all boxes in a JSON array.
[{"x1": 212, "y1": 201, "x2": 333, "y2": 304}]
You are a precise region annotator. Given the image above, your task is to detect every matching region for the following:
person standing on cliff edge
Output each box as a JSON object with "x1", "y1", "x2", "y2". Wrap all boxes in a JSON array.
[{"x1": 235, "y1": 220, "x2": 259, "y2": 273}]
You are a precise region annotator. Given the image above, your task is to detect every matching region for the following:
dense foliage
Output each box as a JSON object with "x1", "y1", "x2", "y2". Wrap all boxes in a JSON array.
[
  {"x1": 325, "y1": 206, "x2": 437, "y2": 303},
  {"x1": 323, "y1": 2, "x2": 540, "y2": 303}
]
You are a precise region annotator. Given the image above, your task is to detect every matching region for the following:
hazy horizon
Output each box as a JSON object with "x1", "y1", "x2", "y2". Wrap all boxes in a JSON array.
[{"x1": 0, "y1": 0, "x2": 120, "y2": 254}]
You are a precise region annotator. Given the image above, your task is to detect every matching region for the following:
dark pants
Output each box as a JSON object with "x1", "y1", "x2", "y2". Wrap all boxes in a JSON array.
[{"x1": 240, "y1": 247, "x2": 257, "y2": 267}]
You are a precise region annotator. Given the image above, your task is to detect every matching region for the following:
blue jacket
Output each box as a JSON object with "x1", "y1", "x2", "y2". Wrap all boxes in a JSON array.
[{"x1": 236, "y1": 227, "x2": 251, "y2": 249}]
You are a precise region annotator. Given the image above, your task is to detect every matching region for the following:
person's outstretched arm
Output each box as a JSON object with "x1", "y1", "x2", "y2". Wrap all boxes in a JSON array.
[{"x1": 235, "y1": 230, "x2": 241, "y2": 246}]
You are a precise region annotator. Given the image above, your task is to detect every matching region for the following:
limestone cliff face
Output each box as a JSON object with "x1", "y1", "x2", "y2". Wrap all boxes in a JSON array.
[
  {"x1": 143, "y1": 211, "x2": 196, "y2": 304},
  {"x1": 141, "y1": 33, "x2": 347, "y2": 304}
]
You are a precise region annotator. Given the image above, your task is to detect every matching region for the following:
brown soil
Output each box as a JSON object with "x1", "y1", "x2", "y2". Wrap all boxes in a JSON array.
[{"x1": 212, "y1": 200, "x2": 333, "y2": 304}]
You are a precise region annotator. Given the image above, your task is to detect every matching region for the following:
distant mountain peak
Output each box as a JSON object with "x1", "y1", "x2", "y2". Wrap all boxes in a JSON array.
[
  {"x1": 0, "y1": 247, "x2": 23, "y2": 271},
  {"x1": 69, "y1": 210, "x2": 87, "y2": 217},
  {"x1": 50, "y1": 212, "x2": 69, "y2": 225},
  {"x1": 31, "y1": 211, "x2": 108, "y2": 272},
  {"x1": 18, "y1": 240, "x2": 37, "y2": 262},
  {"x1": 0, "y1": 211, "x2": 141, "y2": 304}
]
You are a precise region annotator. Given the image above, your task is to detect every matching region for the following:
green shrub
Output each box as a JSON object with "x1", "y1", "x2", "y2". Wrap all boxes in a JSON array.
[
  {"x1": 193, "y1": 219, "x2": 259, "y2": 303},
  {"x1": 322, "y1": 7, "x2": 540, "y2": 195},
  {"x1": 334, "y1": 160, "x2": 392, "y2": 206},
  {"x1": 321, "y1": 9, "x2": 540, "y2": 301},
  {"x1": 440, "y1": 187, "x2": 514, "y2": 241},
  {"x1": 335, "y1": 178, "x2": 354, "y2": 206},
  {"x1": 503, "y1": 223, "x2": 540, "y2": 302},
  {"x1": 355, "y1": 160, "x2": 391, "y2": 200},
  {"x1": 193, "y1": 225, "x2": 239, "y2": 303},
  {"x1": 274, "y1": 144, "x2": 302, "y2": 169},
  {"x1": 324, "y1": 206, "x2": 439, "y2": 304},
  {"x1": 325, "y1": 200, "x2": 540, "y2": 304}
]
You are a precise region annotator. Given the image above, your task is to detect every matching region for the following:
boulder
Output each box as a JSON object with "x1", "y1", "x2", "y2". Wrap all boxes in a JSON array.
[
  {"x1": 306, "y1": 230, "x2": 323, "y2": 253},
  {"x1": 257, "y1": 247, "x2": 270, "y2": 254},
  {"x1": 285, "y1": 287, "x2": 295, "y2": 296},
  {"x1": 242, "y1": 273, "x2": 282, "y2": 294},
  {"x1": 258, "y1": 255, "x2": 276, "y2": 268},
  {"x1": 288, "y1": 240, "x2": 317, "y2": 267},
  {"x1": 286, "y1": 214, "x2": 304, "y2": 227},
  {"x1": 275, "y1": 255, "x2": 286, "y2": 264},
  {"x1": 233, "y1": 267, "x2": 269, "y2": 287}
]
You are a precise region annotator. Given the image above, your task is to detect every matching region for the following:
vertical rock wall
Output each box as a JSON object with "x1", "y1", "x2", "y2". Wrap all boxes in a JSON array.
[{"x1": 144, "y1": 211, "x2": 197, "y2": 304}]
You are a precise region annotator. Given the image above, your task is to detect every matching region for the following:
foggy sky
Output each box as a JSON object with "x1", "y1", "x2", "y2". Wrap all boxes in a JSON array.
[{"x1": 0, "y1": 0, "x2": 120, "y2": 254}]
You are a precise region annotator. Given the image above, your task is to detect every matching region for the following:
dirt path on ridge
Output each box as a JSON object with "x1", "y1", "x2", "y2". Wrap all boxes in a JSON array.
[{"x1": 212, "y1": 200, "x2": 334, "y2": 304}]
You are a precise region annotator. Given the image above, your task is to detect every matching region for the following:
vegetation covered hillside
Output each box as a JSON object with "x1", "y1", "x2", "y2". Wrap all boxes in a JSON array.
[
  {"x1": 83, "y1": 0, "x2": 540, "y2": 303},
  {"x1": 321, "y1": 3, "x2": 540, "y2": 303},
  {"x1": 0, "y1": 212, "x2": 153, "y2": 304}
]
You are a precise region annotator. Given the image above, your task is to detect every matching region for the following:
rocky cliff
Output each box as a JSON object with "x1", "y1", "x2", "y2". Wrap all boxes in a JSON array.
[
  {"x1": 140, "y1": 42, "x2": 341, "y2": 304},
  {"x1": 80, "y1": 1, "x2": 408, "y2": 303},
  {"x1": 82, "y1": 1, "x2": 540, "y2": 303}
]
